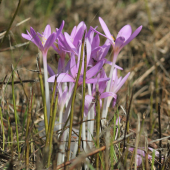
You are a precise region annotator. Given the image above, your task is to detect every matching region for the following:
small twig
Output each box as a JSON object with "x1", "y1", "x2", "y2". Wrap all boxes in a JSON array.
[
  {"x1": 0, "y1": 0, "x2": 22, "y2": 46},
  {"x1": 11, "y1": 66, "x2": 20, "y2": 158},
  {"x1": 123, "y1": 91, "x2": 133, "y2": 152},
  {"x1": 158, "y1": 104, "x2": 162, "y2": 170},
  {"x1": 0, "y1": 79, "x2": 39, "y2": 85},
  {"x1": 16, "y1": 70, "x2": 28, "y2": 102}
]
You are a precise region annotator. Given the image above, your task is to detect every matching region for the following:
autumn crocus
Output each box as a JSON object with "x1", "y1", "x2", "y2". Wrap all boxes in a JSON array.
[
  {"x1": 91, "y1": 17, "x2": 142, "y2": 122},
  {"x1": 102, "y1": 68, "x2": 130, "y2": 119},
  {"x1": 22, "y1": 21, "x2": 64, "y2": 121}
]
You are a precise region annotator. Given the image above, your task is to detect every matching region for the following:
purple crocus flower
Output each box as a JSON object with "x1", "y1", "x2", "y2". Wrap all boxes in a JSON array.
[
  {"x1": 128, "y1": 147, "x2": 162, "y2": 167},
  {"x1": 91, "y1": 18, "x2": 142, "y2": 120},
  {"x1": 22, "y1": 22, "x2": 64, "y2": 121},
  {"x1": 63, "y1": 21, "x2": 87, "y2": 55},
  {"x1": 101, "y1": 68, "x2": 130, "y2": 120},
  {"x1": 91, "y1": 17, "x2": 142, "y2": 55},
  {"x1": 84, "y1": 69, "x2": 116, "y2": 117},
  {"x1": 109, "y1": 68, "x2": 130, "y2": 107}
]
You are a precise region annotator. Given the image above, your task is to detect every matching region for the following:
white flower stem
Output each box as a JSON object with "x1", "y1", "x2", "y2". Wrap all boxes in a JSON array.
[
  {"x1": 87, "y1": 84, "x2": 95, "y2": 149},
  {"x1": 42, "y1": 52, "x2": 50, "y2": 122},
  {"x1": 102, "y1": 52, "x2": 118, "y2": 122}
]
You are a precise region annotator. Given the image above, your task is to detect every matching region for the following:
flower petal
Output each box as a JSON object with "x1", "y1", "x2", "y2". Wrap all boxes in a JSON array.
[
  {"x1": 116, "y1": 25, "x2": 132, "y2": 41},
  {"x1": 100, "y1": 92, "x2": 116, "y2": 99},
  {"x1": 90, "y1": 26, "x2": 113, "y2": 43},
  {"x1": 73, "y1": 21, "x2": 86, "y2": 47},
  {"x1": 85, "y1": 38, "x2": 91, "y2": 66},
  {"x1": 56, "y1": 20, "x2": 65, "y2": 38},
  {"x1": 30, "y1": 27, "x2": 44, "y2": 51},
  {"x1": 86, "y1": 78, "x2": 110, "y2": 84},
  {"x1": 71, "y1": 26, "x2": 77, "y2": 38},
  {"x1": 44, "y1": 32, "x2": 56, "y2": 51},
  {"x1": 99, "y1": 17, "x2": 112, "y2": 40},
  {"x1": 57, "y1": 73, "x2": 75, "y2": 83},
  {"x1": 123, "y1": 25, "x2": 142, "y2": 47},
  {"x1": 70, "y1": 54, "x2": 77, "y2": 78},
  {"x1": 86, "y1": 59, "x2": 105, "y2": 79},
  {"x1": 43, "y1": 25, "x2": 51, "y2": 39},
  {"x1": 84, "y1": 95, "x2": 94, "y2": 117},
  {"x1": 47, "y1": 64, "x2": 55, "y2": 76},
  {"x1": 64, "y1": 32, "x2": 77, "y2": 54},
  {"x1": 115, "y1": 37, "x2": 125, "y2": 50},
  {"x1": 114, "y1": 72, "x2": 130, "y2": 93},
  {"x1": 21, "y1": 33, "x2": 32, "y2": 41}
]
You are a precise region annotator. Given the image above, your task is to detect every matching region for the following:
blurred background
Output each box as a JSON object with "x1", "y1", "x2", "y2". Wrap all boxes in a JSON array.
[{"x1": 0, "y1": 0, "x2": 170, "y2": 131}]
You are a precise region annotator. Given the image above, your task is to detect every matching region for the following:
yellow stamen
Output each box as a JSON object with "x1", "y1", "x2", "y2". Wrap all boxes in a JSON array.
[{"x1": 111, "y1": 36, "x2": 115, "y2": 41}]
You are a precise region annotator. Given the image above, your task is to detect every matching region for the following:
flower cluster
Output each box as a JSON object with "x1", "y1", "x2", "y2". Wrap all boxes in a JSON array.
[{"x1": 22, "y1": 17, "x2": 142, "y2": 163}]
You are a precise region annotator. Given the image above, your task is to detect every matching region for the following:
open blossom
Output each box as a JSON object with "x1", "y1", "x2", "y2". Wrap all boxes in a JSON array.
[
  {"x1": 84, "y1": 69, "x2": 116, "y2": 117},
  {"x1": 128, "y1": 147, "x2": 163, "y2": 167},
  {"x1": 22, "y1": 22, "x2": 65, "y2": 122},
  {"x1": 22, "y1": 25, "x2": 56, "y2": 54},
  {"x1": 109, "y1": 68, "x2": 130, "y2": 107},
  {"x1": 91, "y1": 17, "x2": 142, "y2": 54}
]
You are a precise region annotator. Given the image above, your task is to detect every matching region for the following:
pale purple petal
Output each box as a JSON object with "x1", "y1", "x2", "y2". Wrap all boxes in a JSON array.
[
  {"x1": 73, "y1": 21, "x2": 86, "y2": 47},
  {"x1": 48, "y1": 75, "x2": 57, "y2": 82},
  {"x1": 115, "y1": 37, "x2": 125, "y2": 50},
  {"x1": 47, "y1": 65, "x2": 55, "y2": 76},
  {"x1": 56, "y1": 20, "x2": 65, "y2": 38},
  {"x1": 116, "y1": 25, "x2": 132, "y2": 41},
  {"x1": 123, "y1": 26, "x2": 142, "y2": 47},
  {"x1": 84, "y1": 95, "x2": 94, "y2": 117},
  {"x1": 76, "y1": 21, "x2": 86, "y2": 34},
  {"x1": 70, "y1": 54, "x2": 77, "y2": 79},
  {"x1": 64, "y1": 32, "x2": 77, "y2": 54},
  {"x1": 86, "y1": 27, "x2": 95, "y2": 44},
  {"x1": 43, "y1": 25, "x2": 51, "y2": 39},
  {"x1": 21, "y1": 33, "x2": 32, "y2": 41},
  {"x1": 92, "y1": 34, "x2": 100, "y2": 49},
  {"x1": 44, "y1": 32, "x2": 56, "y2": 51},
  {"x1": 86, "y1": 78, "x2": 110, "y2": 84},
  {"x1": 116, "y1": 117, "x2": 121, "y2": 125},
  {"x1": 86, "y1": 60, "x2": 105, "y2": 79},
  {"x1": 148, "y1": 148, "x2": 160, "y2": 158},
  {"x1": 136, "y1": 155, "x2": 142, "y2": 166},
  {"x1": 57, "y1": 73, "x2": 75, "y2": 83},
  {"x1": 85, "y1": 38, "x2": 91, "y2": 66},
  {"x1": 114, "y1": 72, "x2": 130, "y2": 93},
  {"x1": 90, "y1": 26, "x2": 113, "y2": 43},
  {"x1": 98, "y1": 69, "x2": 107, "y2": 93},
  {"x1": 106, "y1": 61, "x2": 123, "y2": 70},
  {"x1": 99, "y1": 17, "x2": 112, "y2": 40},
  {"x1": 71, "y1": 26, "x2": 77, "y2": 38},
  {"x1": 48, "y1": 73, "x2": 75, "y2": 83},
  {"x1": 100, "y1": 92, "x2": 116, "y2": 99},
  {"x1": 30, "y1": 27, "x2": 44, "y2": 51}
]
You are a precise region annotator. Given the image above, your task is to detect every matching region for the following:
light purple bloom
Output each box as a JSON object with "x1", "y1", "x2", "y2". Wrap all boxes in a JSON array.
[
  {"x1": 91, "y1": 17, "x2": 142, "y2": 54},
  {"x1": 128, "y1": 147, "x2": 162, "y2": 167},
  {"x1": 109, "y1": 68, "x2": 130, "y2": 107},
  {"x1": 22, "y1": 25, "x2": 55, "y2": 54},
  {"x1": 22, "y1": 22, "x2": 64, "y2": 122},
  {"x1": 84, "y1": 69, "x2": 116, "y2": 117}
]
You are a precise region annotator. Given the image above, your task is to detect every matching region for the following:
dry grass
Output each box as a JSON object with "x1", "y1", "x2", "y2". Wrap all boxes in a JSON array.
[{"x1": 0, "y1": 0, "x2": 170, "y2": 169}]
